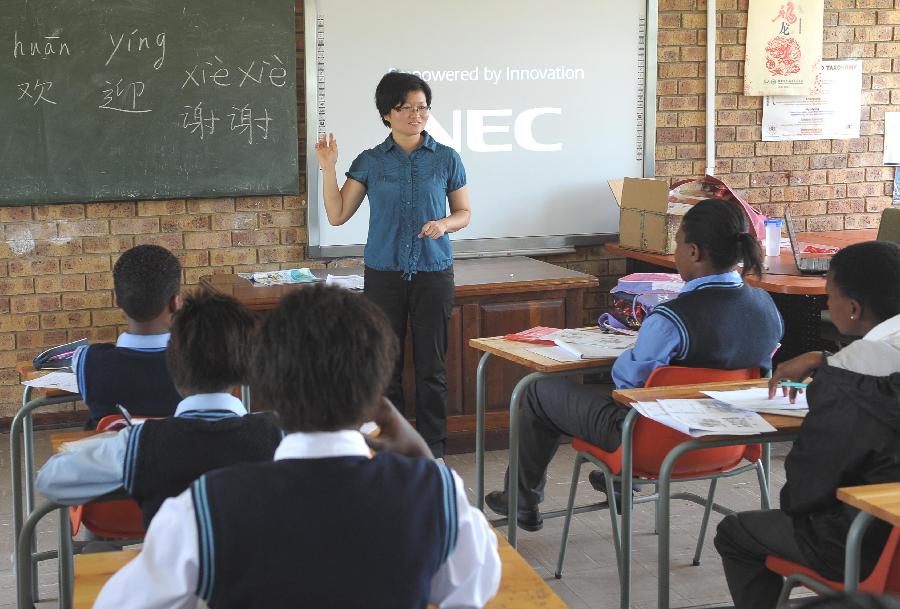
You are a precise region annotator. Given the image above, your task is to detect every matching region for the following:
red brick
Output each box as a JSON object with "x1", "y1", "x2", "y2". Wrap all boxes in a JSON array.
[
  {"x1": 866, "y1": 167, "x2": 896, "y2": 180},
  {"x1": 161, "y1": 215, "x2": 210, "y2": 232},
  {"x1": 40, "y1": 311, "x2": 91, "y2": 329},
  {"x1": 847, "y1": 181, "x2": 887, "y2": 197},
  {"x1": 209, "y1": 248, "x2": 257, "y2": 266},
  {"x1": 187, "y1": 198, "x2": 235, "y2": 214},
  {"x1": 844, "y1": 213, "x2": 883, "y2": 228},
  {"x1": 0, "y1": 277, "x2": 35, "y2": 295},
  {"x1": 733, "y1": 157, "x2": 772, "y2": 172},
  {"x1": 717, "y1": 110, "x2": 757, "y2": 125},
  {"x1": 5, "y1": 222, "x2": 58, "y2": 241},
  {"x1": 137, "y1": 200, "x2": 187, "y2": 216},
  {"x1": 717, "y1": 95, "x2": 739, "y2": 110},
  {"x1": 867, "y1": 196, "x2": 895, "y2": 210},
  {"x1": 792, "y1": 141, "x2": 833, "y2": 155},
  {"x1": 283, "y1": 196, "x2": 305, "y2": 210},
  {"x1": 235, "y1": 196, "x2": 283, "y2": 212},
  {"x1": 863, "y1": 57, "x2": 894, "y2": 72},
  {"x1": 658, "y1": 30, "x2": 698, "y2": 46},
  {"x1": 657, "y1": 128, "x2": 697, "y2": 144},
  {"x1": 34, "y1": 240, "x2": 84, "y2": 257},
  {"x1": 58, "y1": 220, "x2": 109, "y2": 238},
  {"x1": 682, "y1": 46, "x2": 708, "y2": 62},
  {"x1": 657, "y1": 145, "x2": 677, "y2": 160},
  {"x1": 735, "y1": 126, "x2": 762, "y2": 141},
  {"x1": 848, "y1": 152, "x2": 885, "y2": 166},
  {"x1": 10, "y1": 295, "x2": 61, "y2": 314},
  {"x1": 32, "y1": 204, "x2": 85, "y2": 221},
  {"x1": 281, "y1": 228, "x2": 307, "y2": 245},
  {"x1": 828, "y1": 198, "x2": 867, "y2": 213},
  {"x1": 679, "y1": 80, "x2": 708, "y2": 94},
  {"x1": 838, "y1": 42, "x2": 876, "y2": 57},
  {"x1": 91, "y1": 309, "x2": 128, "y2": 326},
  {"x1": 879, "y1": 9, "x2": 900, "y2": 21},
  {"x1": 716, "y1": 126, "x2": 737, "y2": 142},
  {"x1": 677, "y1": 144, "x2": 706, "y2": 159},
  {"x1": 807, "y1": 214, "x2": 845, "y2": 230},
  {"x1": 659, "y1": 96, "x2": 700, "y2": 111},
  {"x1": 83, "y1": 236, "x2": 134, "y2": 254},
  {"x1": 872, "y1": 72, "x2": 900, "y2": 87},
  {"x1": 0, "y1": 207, "x2": 32, "y2": 222},
  {"x1": 86, "y1": 202, "x2": 136, "y2": 218},
  {"x1": 0, "y1": 314, "x2": 40, "y2": 333},
  {"x1": 177, "y1": 251, "x2": 210, "y2": 268},
  {"x1": 259, "y1": 211, "x2": 303, "y2": 228},
  {"x1": 771, "y1": 156, "x2": 810, "y2": 171},
  {"x1": 659, "y1": 47, "x2": 681, "y2": 62},
  {"x1": 61, "y1": 256, "x2": 110, "y2": 275},
  {"x1": 811, "y1": 155, "x2": 849, "y2": 169},
  {"x1": 717, "y1": 142, "x2": 756, "y2": 157},
  {"x1": 256, "y1": 246, "x2": 304, "y2": 264},
  {"x1": 111, "y1": 218, "x2": 160, "y2": 235},
  {"x1": 839, "y1": 10, "x2": 878, "y2": 24},
  {"x1": 744, "y1": 187, "x2": 771, "y2": 204},
  {"x1": 755, "y1": 141, "x2": 794, "y2": 156},
  {"x1": 133, "y1": 233, "x2": 184, "y2": 250},
  {"x1": 231, "y1": 229, "x2": 280, "y2": 247},
  {"x1": 771, "y1": 186, "x2": 810, "y2": 202},
  {"x1": 185, "y1": 232, "x2": 232, "y2": 249},
  {"x1": 211, "y1": 213, "x2": 259, "y2": 231},
  {"x1": 62, "y1": 291, "x2": 113, "y2": 310},
  {"x1": 85, "y1": 273, "x2": 114, "y2": 291},
  {"x1": 789, "y1": 170, "x2": 829, "y2": 185},
  {"x1": 8, "y1": 258, "x2": 60, "y2": 277},
  {"x1": 810, "y1": 184, "x2": 847, "y2": 199},
  {"x1": 750, "y1": 172, "x2": 790, "y2": 187}
]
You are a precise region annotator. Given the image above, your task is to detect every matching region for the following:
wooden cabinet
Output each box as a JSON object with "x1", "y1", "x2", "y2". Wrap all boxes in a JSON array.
[{"x1": 201, "y1": 256, "x2": 596, "y2": 453}]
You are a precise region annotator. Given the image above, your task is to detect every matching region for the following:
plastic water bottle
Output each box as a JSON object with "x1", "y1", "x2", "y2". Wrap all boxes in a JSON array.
[{"x1": 764, "y1": 219, "x2": 783, "y2": 257}]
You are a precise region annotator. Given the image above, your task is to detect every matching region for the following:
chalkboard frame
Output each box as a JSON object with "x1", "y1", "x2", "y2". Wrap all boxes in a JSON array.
[{"x1": 304, "y1": 0, "x2": 658, "y2": 258}]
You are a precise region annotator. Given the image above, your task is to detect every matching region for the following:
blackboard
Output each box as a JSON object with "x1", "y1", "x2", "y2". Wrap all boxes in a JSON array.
[{"x1": 0, "y1": 0, "x2": 299, "y2": 205}]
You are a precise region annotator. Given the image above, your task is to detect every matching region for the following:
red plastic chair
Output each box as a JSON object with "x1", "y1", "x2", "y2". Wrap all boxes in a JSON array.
[
  {"x1": 556, "y1": 366, "x2": 764, "y2": 581},
  {"x1": 767, "y1": 527, "x2": 900, "y2": 608},
  {"x1": 69, "y1": 415, "x2": 146, "y2": 540}
]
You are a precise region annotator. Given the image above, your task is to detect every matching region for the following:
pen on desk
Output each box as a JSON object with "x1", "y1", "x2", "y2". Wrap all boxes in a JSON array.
[
  {"x1": 779, "y1": 381, "x2": 808, "y2": 389},
  {"x1": 115, "y1": 404, "x2": 134, "y2": 427}
]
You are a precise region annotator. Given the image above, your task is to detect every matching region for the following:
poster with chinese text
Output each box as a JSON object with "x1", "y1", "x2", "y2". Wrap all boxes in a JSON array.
[{"x1": 744, "y1": 0, "x2": 824, "y2": 96}]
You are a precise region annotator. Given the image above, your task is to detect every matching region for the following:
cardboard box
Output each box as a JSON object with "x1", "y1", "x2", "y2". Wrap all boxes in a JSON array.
[{"x1": 609, "y1": 178, "x2": 689, "y2": 255}]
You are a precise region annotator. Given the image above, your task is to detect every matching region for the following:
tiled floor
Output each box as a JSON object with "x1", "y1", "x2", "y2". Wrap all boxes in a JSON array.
[{"x1": 0, "y1": 429, "x2": 794, "y2": 608}]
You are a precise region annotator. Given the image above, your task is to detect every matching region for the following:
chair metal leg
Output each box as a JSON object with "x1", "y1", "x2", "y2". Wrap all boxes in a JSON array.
[
  {"x1": 474, "y1": 352, "x2": 490, "y2": 512},
  {"x1": 58, "y1": 506, "x2": 74, "y2": 609},
  {"x1": 692, "y1": 478, "x2": 717, "y2": 566},
  {"x1": 654, "y1": 482, "x2": 660, "y2": 535},
  {"x1": 756, "y1": 460, "x2": 771, "y2": 509},
  {"x1": 604, "y1": 469, "x2": 623, "y2": 577},
  {"x1": 555, "y1": 454, "x2": 585, "y2": 578}
]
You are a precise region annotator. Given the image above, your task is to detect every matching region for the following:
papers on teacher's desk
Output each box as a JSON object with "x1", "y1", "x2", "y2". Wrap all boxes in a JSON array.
[
  {"x1": 326, "y1": 274, "x2": 364, "y2": 290},
  {"x1": 702, "y1": 387, "x2": 808, "y2": 417},
  {"x1": 529, "y1": 328, "x2": 638, "y2": 361},
  {"x1": 22, "y1": 371, "x2": 79, "y2": 394},
  {"x1": 633, "y1": 399, "x2": 777, "y2": 437}
]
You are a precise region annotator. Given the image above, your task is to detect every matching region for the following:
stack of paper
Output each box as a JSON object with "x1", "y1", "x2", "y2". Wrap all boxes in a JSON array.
[
  {"x1": 701, "y1": 387, "x2": 808, "y2": 418},
  {"x1": 633, "y1": 399, "x2": 777, "y2": 437},
  {"x1": 326, "y1": 274, "x2": 364, "y2": 290},
  {"x1": 22, "y1": 371, "x2": 79, "y2": 394}
]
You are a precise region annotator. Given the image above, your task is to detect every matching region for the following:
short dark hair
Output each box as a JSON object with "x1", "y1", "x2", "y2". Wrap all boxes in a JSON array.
[
  {"x1": 252, "y1": 285, "x2": 398, "y2": 432},
  {"x1": 829, "y1": 240, "x2": 900, "y2": 323},
  {"x1": 113, "y1": 245, "x2": 181, "y2": 322},
  {"x1": 375, "y1": 71, "x2": 432, "y2": 128},
  {"x1": 680, "y1": 199, "x2": 764, "y2": 277},
  {"x1": 166, "y1": 290, "x2": 257, "y2": 394}
]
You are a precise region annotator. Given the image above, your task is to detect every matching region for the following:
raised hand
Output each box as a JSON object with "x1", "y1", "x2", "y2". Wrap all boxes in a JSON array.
[{"x1": 314, "y1": 132, "x2": 338, "y2": 169}]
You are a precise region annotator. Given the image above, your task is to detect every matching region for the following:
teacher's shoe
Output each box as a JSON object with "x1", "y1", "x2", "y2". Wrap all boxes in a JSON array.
[
  {"x1": 588, "y1": 471, "x2": 639, "y2": 512},
  {"x1": 484, "y1": 491, "x2": 543, "y2": 532}
]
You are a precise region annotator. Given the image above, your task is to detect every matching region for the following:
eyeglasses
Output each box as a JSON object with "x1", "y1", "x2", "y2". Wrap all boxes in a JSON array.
[{"x1": 393, "y1": 104, "x2": 431, "y2": 116}]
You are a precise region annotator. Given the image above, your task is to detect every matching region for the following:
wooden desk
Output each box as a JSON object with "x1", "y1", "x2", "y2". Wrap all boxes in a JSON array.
[
  {"x1": 611, "y1": 379, "x2": 803, "y2": 609},
  {"x1": 606, "y1": 229, "x2": 877, "y2": 363},
  {"x1": 202, "y1": 256, "x2": 597, "y2": 452},
  {"x1": 470, "y1": 333, "x2": 618, "y2": 547},
  {"x1": 50, "y1": 430, "x2": 98, "y2": 453},
  {"x1": 837, "y1": 482, "x2": 900, "y2": 591},
  {"x1": 72, "y1": 532, "x2": 567, "y2": 609}
]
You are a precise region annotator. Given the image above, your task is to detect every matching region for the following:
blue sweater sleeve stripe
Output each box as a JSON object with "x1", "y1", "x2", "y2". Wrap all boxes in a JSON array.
[
  {"x1": 192, "y1": 477, "x2": 216, "y2": 602},
  {"x1": 122, "y1": 424, "x2": 143, "y2": 493},
  {"x1": 436, "y1": 463, "x2": 458, "y2": 562},
  {"x1": 653, "y1": 307, "x2": 690, "y2": 360},
  {"x1": 74, "y1": 345, "x2": 89, "y2": 403}
]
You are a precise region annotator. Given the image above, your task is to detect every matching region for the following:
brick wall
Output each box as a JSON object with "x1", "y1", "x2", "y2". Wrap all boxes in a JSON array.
[
  {"x1": 2, "y1": 0, "x2": 897, "y2": 419},
  {"x1": 656, "y1": 0, "x2": 900, "y2": 230}
]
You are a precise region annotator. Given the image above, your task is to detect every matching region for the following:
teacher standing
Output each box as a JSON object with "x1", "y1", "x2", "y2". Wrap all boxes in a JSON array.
[{"x1": 314, "y1": 71, "x2": 471, "y2": 458}]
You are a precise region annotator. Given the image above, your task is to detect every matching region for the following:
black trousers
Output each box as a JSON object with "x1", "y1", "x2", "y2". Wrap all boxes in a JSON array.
[
  {"x1": 501, "y1": 377, "x2": 627, "y2": 508},
  {"x1": 714, "y1": 509, "x2": 820, "y2": 609},
  {"x1": 364, "y1": 267, "x2": 454, "y2": 457}
]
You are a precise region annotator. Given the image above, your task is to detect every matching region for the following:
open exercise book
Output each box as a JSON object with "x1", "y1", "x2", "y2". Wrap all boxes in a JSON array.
[
  {"x1": 526, "y1": 328, "x2": 638, "y2": 362},
  {"x1": 633, "y1": 399, "x2": 777, "y2": 437}
]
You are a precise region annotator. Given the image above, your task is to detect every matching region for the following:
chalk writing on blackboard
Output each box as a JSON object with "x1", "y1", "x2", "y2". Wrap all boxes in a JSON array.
[{"x1": 106, "y1": 30, "x2": 166, "y2": 70}]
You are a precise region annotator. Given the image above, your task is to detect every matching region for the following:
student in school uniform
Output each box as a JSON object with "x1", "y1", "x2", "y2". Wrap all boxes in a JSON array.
[
  {"x1": 72, "y1": 244, "x2": 183, "y2": 427},
  {"x1": 315, "y1": 71, "x2": 472, "y2": 458},
  {"x1": 715, "y1": 240, "x2": 900, "y2": 609},
  {"x1": 36, "y1": 291, "x2": 282, "y2": 527},
  {"x1": 92, "y1": 284, "x2": 501, "y2": 609},
  {"x1": 486, "y1": 198, "x2": 784, "y2": 531}
]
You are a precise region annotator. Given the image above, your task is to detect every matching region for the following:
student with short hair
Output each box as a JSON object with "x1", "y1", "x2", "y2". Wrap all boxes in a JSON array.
[
  {"x1": 72, "y1": 244, "x2": 183, "y2": 426},
  {"x1": 715, "y1": 240, "x2": 900, "y2": 609},
  {"x1": 486, "y1": 199, "x2": 784, "y2": 531},
  {"x1": 93, "y1": 285, "x2": 501, "y2": 609},
  {"x1": 37, "y1": 291, "x2": 281, "y2": 528}
]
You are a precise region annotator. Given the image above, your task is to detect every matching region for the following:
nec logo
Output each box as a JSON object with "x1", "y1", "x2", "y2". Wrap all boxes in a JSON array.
[{"x1": 427, "y1": 108, "x2": 562, "y2": 152}]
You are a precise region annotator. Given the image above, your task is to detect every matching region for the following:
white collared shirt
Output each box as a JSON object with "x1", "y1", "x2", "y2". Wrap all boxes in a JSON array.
[
  {"x1": 828, "y1": 313, "x2": 900, "y2": 376},
  {"x1": 36, "y1": 393, "x2": 246, "y2": 505},
  {"x1": 93, "y1": 431, "x2": 501, "y2": 609}
]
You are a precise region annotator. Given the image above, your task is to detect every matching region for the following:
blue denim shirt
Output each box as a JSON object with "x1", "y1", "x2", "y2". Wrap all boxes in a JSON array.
[{"x1": 346, "y1": 132, "x2": 466, "y2": 278}]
